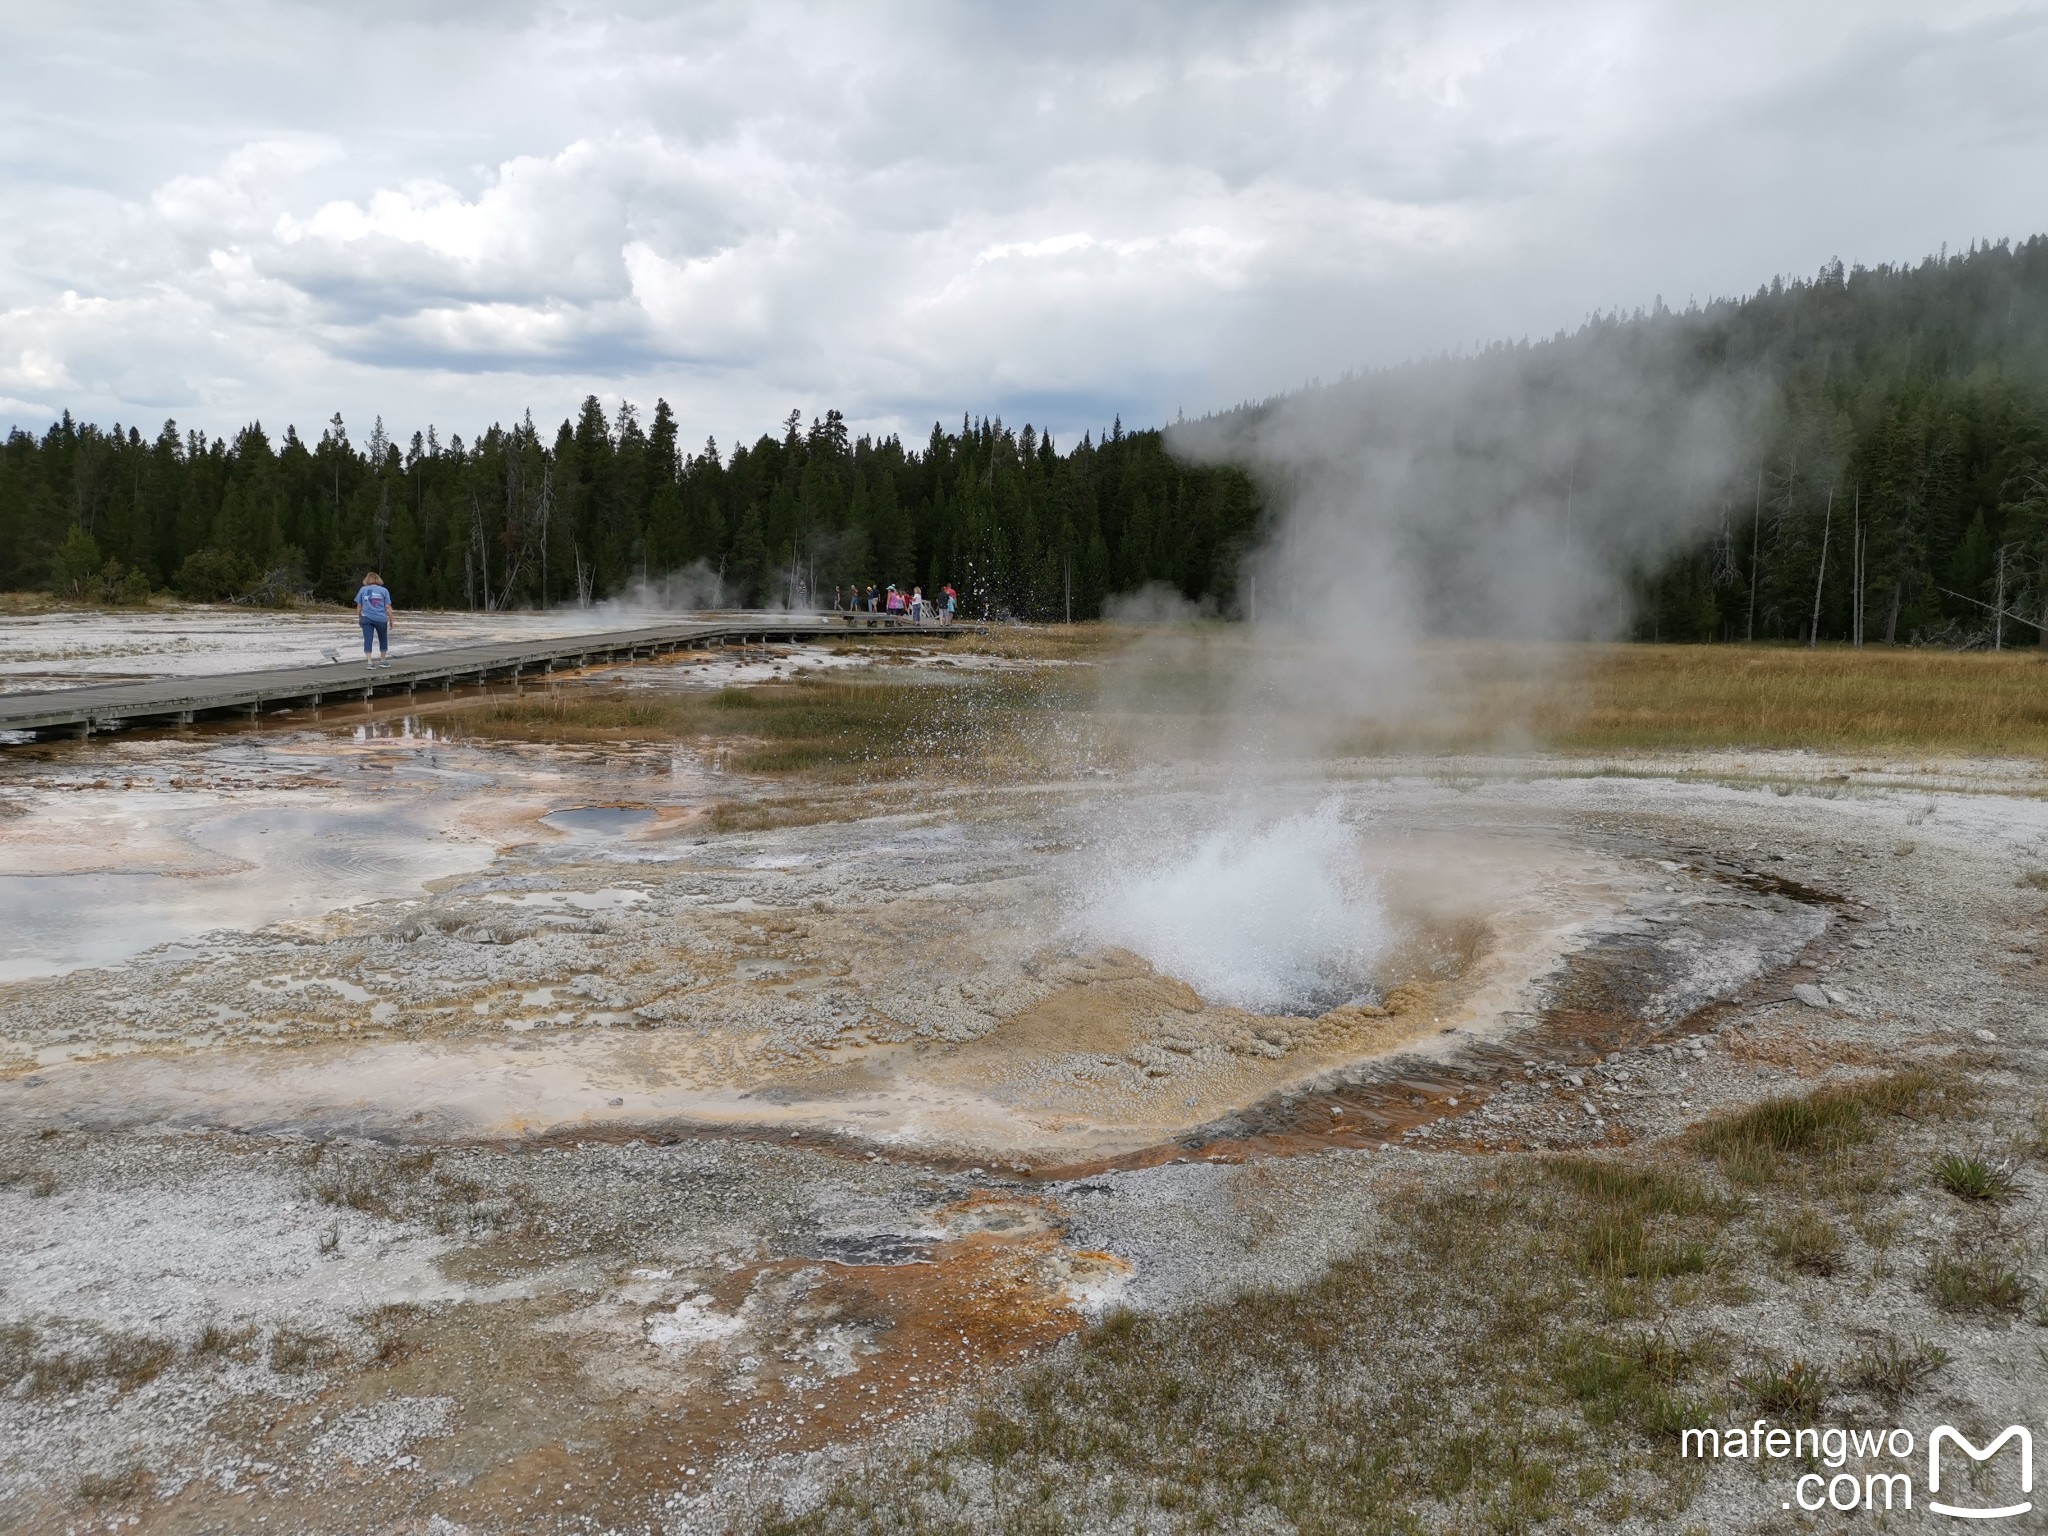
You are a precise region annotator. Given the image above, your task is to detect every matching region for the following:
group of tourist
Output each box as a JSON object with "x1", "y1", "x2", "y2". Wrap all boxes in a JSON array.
[
  {"x1": 343, "y1": 571, "x2": 956, "y2": 670},
  {"x1": 832, "y1": 583, "x2": 957, "y2": 622}
]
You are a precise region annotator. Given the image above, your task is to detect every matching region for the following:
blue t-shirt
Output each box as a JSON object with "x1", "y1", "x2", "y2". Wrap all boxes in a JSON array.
[{"x1": 356, "y1": 585, "x2": 392, "y2": 623}]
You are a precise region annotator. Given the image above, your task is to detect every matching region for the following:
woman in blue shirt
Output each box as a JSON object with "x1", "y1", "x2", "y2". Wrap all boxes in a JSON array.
[{"x1": 355, "y1": 572, "x2": 393, "y2": 668}]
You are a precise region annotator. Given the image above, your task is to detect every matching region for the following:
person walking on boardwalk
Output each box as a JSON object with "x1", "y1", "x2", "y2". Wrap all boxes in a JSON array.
[{"x1": 355, "y1": 571, "x2": 394, "y2": 669}]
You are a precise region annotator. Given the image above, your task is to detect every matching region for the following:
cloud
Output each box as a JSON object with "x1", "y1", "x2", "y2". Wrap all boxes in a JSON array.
[{"x1": 1, "y1": 0, "x2": 2045, "y2": 446}]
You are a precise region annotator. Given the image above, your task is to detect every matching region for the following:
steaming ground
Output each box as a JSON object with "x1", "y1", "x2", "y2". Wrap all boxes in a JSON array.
[
  {"x1": 0, "y1": 747, "x2": 1658, "y2": 1160},
  {"x1": 3, "y1": 634, "x2": 2047, "y2": 1533}
]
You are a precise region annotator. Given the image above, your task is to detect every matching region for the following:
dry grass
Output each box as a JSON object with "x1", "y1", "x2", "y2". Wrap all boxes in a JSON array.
[
  {"x1": 1843, "y1": 1335, "x2": 1948, "y2": 1405},
  {"x1": 1102, "y1": 631, "x2": 2048, "y2": 758},
  {"x1": 76, "y1": 1466, "x2": 150, "y2": 1502},
  {"x1": 857, "y1": 624, "x2": 1128, "y2": 665},
  {"x1": 0, "y1": 1323, "x2": 177, "y2": 1396},
  {"x1": 439, "y1": 671, "x2": 1099, "y2": 780},
  {"x1": 267, "y1": 1326, "x2": 333, "y2": 1374},
  {"x1": 1474, "y1": 643, "x2": 2048, "y2": 756},
  {"x1": 752, "y1": 1155, "x2": 1735, "y2": 1535},
  {"x1": 1763, "y1": 1209, "x2": 1845, "y2": 1276},
  {"x1": 436, "y1": 629, "x2": 2048, "y2": 775},
  {"x1": 1926, "y1": 1250, "x2": 2029, "y2": 1315}
]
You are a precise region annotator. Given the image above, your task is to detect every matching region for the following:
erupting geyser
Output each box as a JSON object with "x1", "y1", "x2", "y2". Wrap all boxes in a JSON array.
[{"x1": 1075, "y1": 802, "x2": 1391, "y2": 1015}]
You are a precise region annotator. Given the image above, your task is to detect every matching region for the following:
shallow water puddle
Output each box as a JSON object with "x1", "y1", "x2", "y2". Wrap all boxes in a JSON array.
[
  {"x1": 540, "y1": 805, "x2": 661, "y2": 837},
  {"x1": 0, "y1": 800, "x2": 492, "y2": 981}
]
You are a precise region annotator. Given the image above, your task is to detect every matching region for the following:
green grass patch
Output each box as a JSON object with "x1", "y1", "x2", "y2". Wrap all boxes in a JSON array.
[
  {"x1": 1926, "y1": 1251, "x2": 2029, "y2": 1315},
  {"x1": 1933, "y1": 1152, "x2": 2018, "y2": 1201},
  {"x1": 1558, "y1": 1328, "x2": 1729, "y2": 1439},
  {"x1": 1692, "y1": 1069, "x2": 1960, "y2": 1183}
]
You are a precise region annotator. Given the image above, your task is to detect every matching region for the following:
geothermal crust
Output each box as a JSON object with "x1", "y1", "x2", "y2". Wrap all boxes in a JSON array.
[
  {"x1": 4, "y1": 707, "x2": 2046, "y2": 1532},
  {"x1": 0, "y1": 727, "x2": 1815, "y2": 1162}
]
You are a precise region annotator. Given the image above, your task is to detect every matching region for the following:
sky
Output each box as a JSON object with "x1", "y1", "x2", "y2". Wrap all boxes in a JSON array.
[{"x1": 2, "y1": 0, "x2": 2046, "y2": 454}]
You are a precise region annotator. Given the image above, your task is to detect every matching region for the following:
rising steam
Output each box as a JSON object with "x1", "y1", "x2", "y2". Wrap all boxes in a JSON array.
[
  {"x1": 1073, "y1": 802, "x2": 1389, "y2": 1015},
  {"x1": 1068, "y1": 319, "x2": 1763, "y2": 1010},
  {"x1": 1173, "y1": 319, "x2": 1767, "y2": 734}
]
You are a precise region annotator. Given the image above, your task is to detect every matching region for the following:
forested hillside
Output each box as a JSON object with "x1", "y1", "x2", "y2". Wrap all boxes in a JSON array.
[
  {"x1": 1636, "y1": 236, "x2": 2048, "y2": 644},
  {"x1": 0, "y1": 406, "x2": 1257, "y2": 621},
  {"x1": 1203, "y1": 234, "x2": 2048, "y2": 646},
  {"x1": 6, "y1": 235, "x2": 2048, "y2": 640}
]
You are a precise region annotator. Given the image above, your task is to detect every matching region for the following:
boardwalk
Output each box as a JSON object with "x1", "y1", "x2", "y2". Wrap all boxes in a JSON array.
[{"x1": 0, "y1": 614, "x2": 960, "y2": 739}]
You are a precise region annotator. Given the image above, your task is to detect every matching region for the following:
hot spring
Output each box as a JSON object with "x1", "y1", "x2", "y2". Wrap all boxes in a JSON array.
[{"x1": 1073, "y1": 803, "x2": 1391, "y2": 1015}]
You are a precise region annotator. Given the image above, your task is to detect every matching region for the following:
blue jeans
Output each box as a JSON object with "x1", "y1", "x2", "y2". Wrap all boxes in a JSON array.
[{"x1": 361, "y1": 617, "x2": 388, "y2": 655}]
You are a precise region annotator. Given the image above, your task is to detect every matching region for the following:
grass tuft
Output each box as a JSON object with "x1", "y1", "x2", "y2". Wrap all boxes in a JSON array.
[
  {"x1": 1926, "y1": 1251, "x2": 2028, "y2": 1315},
  {"x1": 267, "y1": 1327, "x2": 331, "y2": 1374},
  {"x1": 1736, "y1": 1357, "x2": 1831, "y2": 1423},
  {"x1": 1843, "y1": 1336, "x2": 1948, "y2": 1405},
  {"x1": 1763, "y1": 1209, "x2": 1844, "y2": 1276},
  {"x1": 77, "y1": 1467, "x2": 150, "y2": 1502},
  {"x1": 103, "y1": 1335, "x2": 174, "y2": 1391},
  {"x1": 1545, "y1": 1157, "x2": 1720, "y2": 1218},
  {"x1": 1933, "y1": 1152, "x2": 2018, "y2": 1201}
]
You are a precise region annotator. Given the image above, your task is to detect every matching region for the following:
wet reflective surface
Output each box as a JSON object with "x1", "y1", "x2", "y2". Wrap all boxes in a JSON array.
[
  {"x1": 540, "y1": 805, "x2": 660, "y2": 837},
  {"x1": 0, "y1": 801, "x2": 493, "y2": 981}
]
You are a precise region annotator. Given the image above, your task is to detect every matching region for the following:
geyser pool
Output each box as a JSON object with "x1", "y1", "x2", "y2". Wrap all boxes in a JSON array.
[
  {"x1": 1076, "y1": 803, "x2": 1391, "y2": 1015},
  {"x1": 541, "y1": 805, "x2": 660, "y2": 837}
]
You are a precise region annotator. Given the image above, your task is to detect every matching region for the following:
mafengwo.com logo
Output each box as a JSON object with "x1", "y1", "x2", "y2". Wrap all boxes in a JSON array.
[{"x1": 1681, "y1": 1419, "x2": 2032, "y2": 1517}]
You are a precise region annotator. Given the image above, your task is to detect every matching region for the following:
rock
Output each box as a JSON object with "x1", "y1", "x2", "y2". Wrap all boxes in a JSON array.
[
  {"x1": 1792, "y1": 984, "x2": 1829, "y2": 1007},
  {"x1": 1823, "y1": 988, "x2": 1849, "y2": 1006},
  {"x1": 1974, "y1": 1028, "x2": 1998, "y2": 1044}
]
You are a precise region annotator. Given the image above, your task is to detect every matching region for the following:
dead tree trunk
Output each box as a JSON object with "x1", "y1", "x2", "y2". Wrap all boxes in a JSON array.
[
  {"x1": 1746, "y1": 462, "x2": 1762, "y2": 642},
  {"x1": 1993, "y1": 545, "x2": 2007, "y2": 651},
  {"x1": 1808, "y1": 485, "x2": 1833, "y2": 647}
]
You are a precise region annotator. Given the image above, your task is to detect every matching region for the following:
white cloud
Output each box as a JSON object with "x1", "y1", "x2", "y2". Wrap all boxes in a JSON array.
[{"x1": 1, "y1": 0, "x2": 2045, "y2": 446}]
